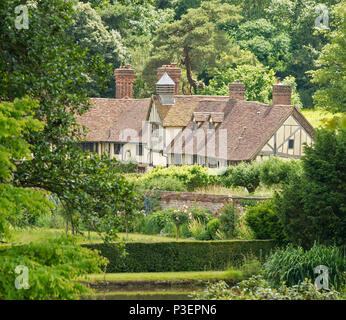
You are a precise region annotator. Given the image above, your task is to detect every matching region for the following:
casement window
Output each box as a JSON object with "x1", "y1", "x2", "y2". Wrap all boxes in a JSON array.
[
  {"x1": 136, "y1": 143, "x2": 143, "y2": 156},
  {"x1": 193, "y1": 154, "x2": 198, "y2": 164},
  {"x1": 79, "y1": 142, "x2": 94, "y2": 152},
  {"x1": 152, "y1": 123, "x2": 160, "y2": 137},
  {"x1": 288, "y1": 139, "x2": 294, "y2": 149},
  {"x1": 209, "y1": 121, "x2": 215, "y2": 130},
  {"x1": 208, "y1": 158, "x2": 218, "y2": 168},
  {"x1": 114, "y1": 143, "x2": 123, "y2": 155},
  {"x1": 173, "y1": 154, "x2": 182, "y2": 166}
]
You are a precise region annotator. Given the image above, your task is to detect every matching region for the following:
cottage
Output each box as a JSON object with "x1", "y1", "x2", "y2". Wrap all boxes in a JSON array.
[{"x1": 76, "y1": 64, "x2": 314, "y2": 169}]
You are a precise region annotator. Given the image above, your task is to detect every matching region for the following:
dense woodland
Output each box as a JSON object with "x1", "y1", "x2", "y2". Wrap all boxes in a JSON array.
[
  {"x1": 0, "y1": 0, "x2": 345, "y2": 300},
  {"x1": 68, "y1": 0, "x2": 341, "y2": 110}
]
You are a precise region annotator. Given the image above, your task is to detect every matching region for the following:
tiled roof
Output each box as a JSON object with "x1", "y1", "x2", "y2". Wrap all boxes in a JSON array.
[
  {"x1": 165, "y1": 99, "x2": 314, "y2": 161},
  {"x1": 154, "y1": 95, "x2": 229, "y2": 127},
  {"x1": 76, "y1": 98, "x2": 151, "y2": 143}
]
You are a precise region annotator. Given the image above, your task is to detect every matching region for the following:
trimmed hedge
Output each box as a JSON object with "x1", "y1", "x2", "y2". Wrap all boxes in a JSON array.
[{"x1": 83, "y1": 240, "x2": 275, "y2": 273}]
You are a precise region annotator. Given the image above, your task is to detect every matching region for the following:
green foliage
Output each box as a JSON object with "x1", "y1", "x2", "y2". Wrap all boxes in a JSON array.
[
  {"x1": 202, "y1": 63, "x2": 276, "y2": 103},
  {"x1": 140, "y1": 176, "x2": 186, "y2": 191},
  {"x1": 259, "y1": 157, "x2": 302, "y2": 187},
  {"x1": 69, "y1": 2, "x2": 127, "y2": 97},
  {"x1": 139, "y1": 209, "x2": 173, "y2": 235},
  {"x1": 140, "y1": 165, "x2": 211, "y2": 191},
  {"x1": 143, "y1": 0, "x2": 243, "y2": 93},
  {"x1": 310, "y1": 2, "x2": 346, "y2": 113},
  {"x1": 0, "y1": 98, "x2": 52, "y2": 240},
  {"x1": 188, "y1": 218, "x2": 206, "y2": 240},
  {"x1": 219, "y1": 203, "x2": 240, "y2": 239},
  {"x1": 245, "y1": 200, "x2": 285, "y2": 242},
  {"x1": 83, "y1": 240, "x2": 275, "y2": 272},
  {"x1": 114, "y1": 161, "x2": 138, "y2": 173},
  {"x1": 263, "y1": 244, "x2": 345, "y2": 290},
  {"x1": 0, "y1": 236, "x2": 108, "y2": 300},
  {"x1": 232, "y1": 18, "x2": 291, "y2": 74},
  {"x1": 222, "y1": 162, "x2": 261, "y2": 193},
  {"x1": 275, "y1": 129, "x2": 346, "y2": 248},
  {"x1": 207, "y1": 219, "x2": 221, "y2": 240},
  {"x1": 193, "y1": 275, "x2": 342, "y2": 300},
  {"x1": 170, "y1": 206, "x2": 190, "y2": 239}
]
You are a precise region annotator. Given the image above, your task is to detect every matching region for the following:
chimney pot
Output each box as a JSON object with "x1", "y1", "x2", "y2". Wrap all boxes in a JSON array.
[
  {"x1": 157, "y1": 64, "x2": 181, "y2": 95},
  {"x1": 114, "y1": 65, "x2": 135, "y2": 99},
  {"x1": 229, "y1": 82, "x2": 245, "y2": 100},
  {"x1": 272, "y1": 83, "x2": 292, "y2": 105}
]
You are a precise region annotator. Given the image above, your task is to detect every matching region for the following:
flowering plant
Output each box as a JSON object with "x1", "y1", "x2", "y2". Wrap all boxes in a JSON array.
[{"x1": 170, "y1": 206, "x2": 190, "y2": 240}]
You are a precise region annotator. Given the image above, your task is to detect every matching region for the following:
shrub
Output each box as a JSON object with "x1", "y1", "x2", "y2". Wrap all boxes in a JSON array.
[
  {"x1": 259, "y1": 157, "x2": 302, "y2": 187},
  {"x1": 262, "y1": 243, "x2": 346, "y2": 290},
  {"x1": 188, "y1": 218, "x2": 206, "y2": 239},
  {"x1": 187, "y1": 206, "x2": 213, "y2": 224},
  {"x1": 0, "y1": 236, "x2": 108, "y2": 300},
  {"x1": 140, "y1": 176, "x2": 186, "y2": 192},
  {"x1": 275, "y1": 129, "x2": 346, "y2": 248},
  {"x1": 193, "y1": 275, "x2": 342, "y2": 300},
  {"x1": 196, "y1": 231, "x2": 212, "y2": 241},
  {"x1": 222, "y1": 162, "x2": 261, "y2": 193},
  {"x1": 170, "y1": 206, "x2": 190, "y2": 240},
  {"x1": 244, "y1": 200, "x2": 285, "y2": 243},
  {"x1": 141, "y1": 209, "x2": 172, "y2": 235},
  {"x1": 83, "y1": 240, "x2": 275, "y2": 273},
  {"x1": 207, "y1": 219, "x2": 221, "y2": 240},
  {"x1": 115, "y1": 161, "x2": 138, "y2": 173},
  {"x1": 140, "y1": 165, "x2": 211, "y2": 191},
  {"x1": 219, "y1": 203, "x2": 240, "y2": 239}
]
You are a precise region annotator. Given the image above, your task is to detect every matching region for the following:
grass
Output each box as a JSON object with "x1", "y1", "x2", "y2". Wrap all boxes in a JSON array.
[
  {"x1": 195, "y1": 184, "x2": 276, "y2": 197},
  {"x1": 3, "y1": 227, "x2": 197, "y2": 246},
  {"x1": 81, "y1": 270, "x2": 240, "y2": 282}
]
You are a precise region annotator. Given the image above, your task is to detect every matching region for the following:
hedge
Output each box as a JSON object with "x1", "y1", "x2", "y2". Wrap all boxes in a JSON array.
[{"x1": 83, "y1": 240, "x2": 276, "y2": 273}]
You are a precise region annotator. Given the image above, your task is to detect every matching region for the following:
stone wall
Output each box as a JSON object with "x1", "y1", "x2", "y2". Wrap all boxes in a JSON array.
[{"x1": 157, "y1": 191, "x2": 270, "y2": 213}]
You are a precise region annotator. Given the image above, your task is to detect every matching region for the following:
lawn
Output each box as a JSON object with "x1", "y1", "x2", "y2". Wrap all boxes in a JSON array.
[
  {"x1": 4, "y1": 227, "x2": 197, "y2": 246},
  {"x1": 81, "y1": 270, "x2": 242, "y2": 282}
]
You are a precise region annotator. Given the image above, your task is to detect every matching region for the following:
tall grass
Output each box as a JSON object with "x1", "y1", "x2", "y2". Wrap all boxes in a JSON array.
[{"x1": 263, "y1": 243, "x2": 345, "y2": 290}]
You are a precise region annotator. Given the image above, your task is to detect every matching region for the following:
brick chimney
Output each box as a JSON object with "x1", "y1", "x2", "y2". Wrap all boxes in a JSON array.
[
  {"x1": 114, "y1": 65, "x2": 135, "y2": 99},
  {"x1": 272, "y1": 79, "x2": 292, "y2": 105},
  {"x1": 229, "y1": 81, "x2": 245, "y2": 100},
  {"x1": 157, "y1": 63, "x2": 181, "y2": 95}
]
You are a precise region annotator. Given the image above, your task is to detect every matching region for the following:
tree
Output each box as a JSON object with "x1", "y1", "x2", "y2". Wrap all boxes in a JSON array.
[
  {"x1": 264, "y1": 0, "x2": 340, "y2": 108},
  {"x1": 202, "y1": 64, "x2": 276, "y2": 103},
  {"x1": 0, "y1": 98, "x2": 51, "y2": 240},
  {"x1": 143, "y1": 0, "x2": 243, "y2": 93},
  {"x1": 0, "y1": 0, "x2": 136, "y2": 240},
  {"x1": 275, "y1": 128, "x2": 346, "y2": 248},
  {"x1": 310, "y1": 2, "x2": 346, "y2": 114},
  {"x1": 231, "y1": 18, "x2": 291, "y2": 75},
  {"x1": 69, "y1": 2, "x2": 127, "y2": 97}
]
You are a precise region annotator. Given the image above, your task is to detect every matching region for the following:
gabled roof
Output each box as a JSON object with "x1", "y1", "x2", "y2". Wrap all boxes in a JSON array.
[
  {"x1": 76, "y1": 98, "x2": 151, "y2": 143},
  {"x1": 165, "y1": 99, "x2": 314, "y2": 161},
  {"x1": 152, "y1": 95, "x2": 229, "y2": 127}
]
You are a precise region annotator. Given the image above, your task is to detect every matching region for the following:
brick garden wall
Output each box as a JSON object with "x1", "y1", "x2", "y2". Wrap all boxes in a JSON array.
[{"x1": 156, "y1": 191, "x2": 270, "y2": 213}]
